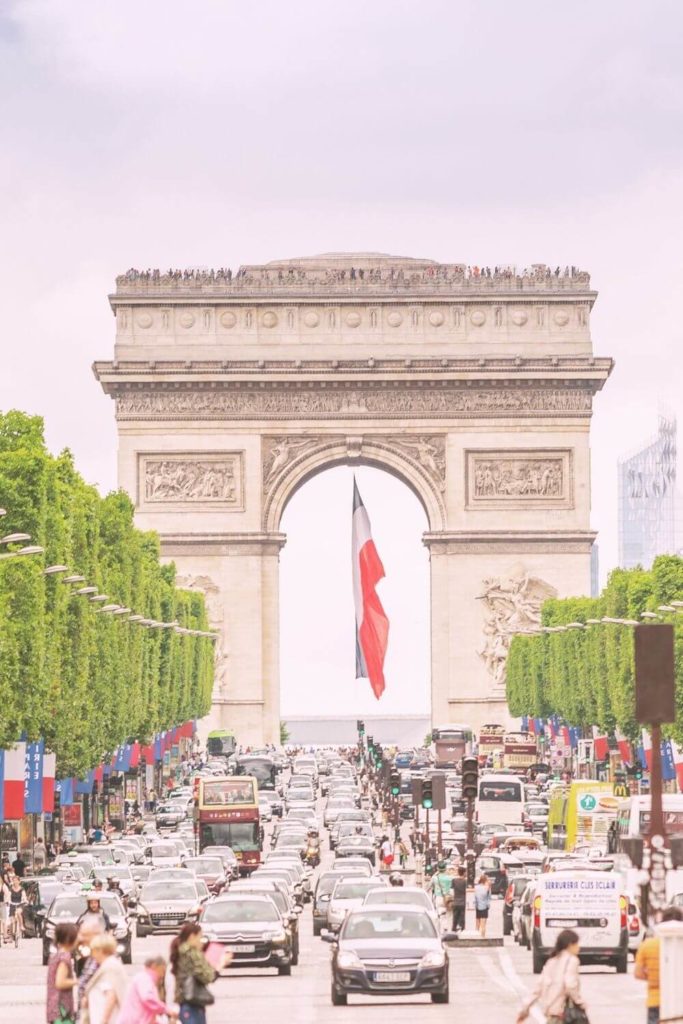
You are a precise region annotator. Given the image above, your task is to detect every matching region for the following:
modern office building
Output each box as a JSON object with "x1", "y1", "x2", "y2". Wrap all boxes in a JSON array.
[{"x1": 618, "y1": 414, "x2": 677, "y2": 569}]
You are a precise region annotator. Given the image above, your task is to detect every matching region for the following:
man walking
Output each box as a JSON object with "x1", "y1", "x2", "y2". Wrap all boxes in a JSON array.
[
  {"x1": 635, "y1": 906, "x2": 683, "y2": 1023},
  {"x1": 451, "y1": 866, "x2": 467, "y2": 932}
]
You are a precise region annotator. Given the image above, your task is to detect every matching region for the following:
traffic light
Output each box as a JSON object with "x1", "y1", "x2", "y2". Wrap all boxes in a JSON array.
[
  {"x1": 462, "y1": 755, "x2": 479, "y2": 801},
  {"x1": 421, "y1": 777, "x2": 433, "y2": 809},
  {"x1": 389, "y1": 768, "x2": 401, "y2": 796},
  {"x1": 357, "y1": 719, "x2": 365, "y2": 735}
]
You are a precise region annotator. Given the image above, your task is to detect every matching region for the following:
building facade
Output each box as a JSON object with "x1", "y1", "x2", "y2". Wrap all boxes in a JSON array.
[{"x1": 618, "y1": 415, "x2": 677, "y2": 569}]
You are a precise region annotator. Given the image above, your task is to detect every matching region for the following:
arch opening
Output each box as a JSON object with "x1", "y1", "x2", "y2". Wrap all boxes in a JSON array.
[{"x1": 279, "y1": 465, "x2": 431, "y2": 735}]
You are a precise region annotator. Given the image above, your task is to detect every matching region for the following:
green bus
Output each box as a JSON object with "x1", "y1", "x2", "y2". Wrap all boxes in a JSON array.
[{"x1": 207, "y1": 729, "x2": 237, "y2": 758}]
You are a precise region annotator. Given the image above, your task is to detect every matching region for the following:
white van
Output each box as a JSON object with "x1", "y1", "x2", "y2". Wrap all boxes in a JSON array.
[
  {"x1": 477, "y1": 774, "x2": 525, "y2": 827},
  {"x1": 529, "y1": 870, "x2": 628, "y2": 974}
]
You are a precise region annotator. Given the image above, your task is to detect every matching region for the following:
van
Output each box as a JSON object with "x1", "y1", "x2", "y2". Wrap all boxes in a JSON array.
[{"x1": 529, "y1": 870, "x2": 628, "y2": 975}]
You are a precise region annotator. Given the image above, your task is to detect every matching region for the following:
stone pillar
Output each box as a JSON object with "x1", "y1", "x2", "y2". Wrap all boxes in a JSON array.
[{"x1": 164, "y1": 533, "x2": 285, "y2": 748}]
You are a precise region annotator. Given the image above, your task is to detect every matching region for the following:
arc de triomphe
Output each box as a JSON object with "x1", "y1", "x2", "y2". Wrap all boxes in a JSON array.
[{"x1": 94, "y1": 253, "x2": 612, "y2": 745}]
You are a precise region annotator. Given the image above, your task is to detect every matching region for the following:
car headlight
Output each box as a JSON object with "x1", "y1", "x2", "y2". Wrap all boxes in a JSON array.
[
  {"x1": 268, "y1": 929, "x2": 287, "y2": 944},
  {"x1": 337, "y1": 951, "x2": 362, "y2": 970},
  {"x1": 421, "y1": 951, "x2": 446, "y2": 968}
]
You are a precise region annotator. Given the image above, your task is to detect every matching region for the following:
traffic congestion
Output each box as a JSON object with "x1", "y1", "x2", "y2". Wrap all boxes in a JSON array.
[{"x1": 1, "y1": 724, "x2": 682, "y2": 1023}]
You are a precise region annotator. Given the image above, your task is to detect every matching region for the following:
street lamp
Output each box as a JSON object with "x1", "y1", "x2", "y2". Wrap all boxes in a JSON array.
[
  {"x1": 641, "y1": 611, "x2": 661, "y2": 620},
  {"x1": 90, "y1": 594, "x2": 108, "y2": 602},
  {"x1": 62, "y1": 575, "x2": 86, "y2": 585},
  {"x1": 0, "y1": 544, "x2": 44, "y2": 561},
  {"x1": 658, "y1": 605, "x2": 676, "y2": 614},
  {"x1": 1, "y1": 532, "x2": 32, "y2": 545},
  {"x1": 0, "y1": 509, "x2": 6, "y2": 517},
  {"x1": 44, "y1": 564, "x2": 70, "y2": 575},
  {"x1": 74, "y1": 586, "x2": 98, "y2": 595}
]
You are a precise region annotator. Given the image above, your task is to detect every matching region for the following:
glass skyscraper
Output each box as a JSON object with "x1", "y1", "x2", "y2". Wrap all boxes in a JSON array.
[{"x1": 618, "y1": 415, "x2": 677, "y2": 569}]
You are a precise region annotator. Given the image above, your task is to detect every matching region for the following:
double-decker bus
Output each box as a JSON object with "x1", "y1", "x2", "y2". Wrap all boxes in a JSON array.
[
  {"x1": 197, "y1": 776, "x2": 261, "y2": 873},
  {"x1": 502, "y1": 731, "x2": 537, "y2": 772},
  {"x1": 206, "y1": 729, "x2": 237, "y2": 759},
  {"x1": 431, "y1": 724, "x2": 473, "y2": 768},
  {"x1": 478, "y1": 724, "x2": 506, "y2": 766}
]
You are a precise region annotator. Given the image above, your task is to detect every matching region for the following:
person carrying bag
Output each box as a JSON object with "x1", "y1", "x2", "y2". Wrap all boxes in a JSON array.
[
  {"x1": 170, "y1": 922, "x2": 230, "y2": 1024},
  {"x1": 517, "y1": 929, "x2": 589, "y2": 1024}
]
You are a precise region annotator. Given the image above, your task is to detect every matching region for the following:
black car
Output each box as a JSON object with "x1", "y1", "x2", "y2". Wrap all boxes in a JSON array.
[
  {"x1": 21, "y1": 878, "x2": 66, "y2": 938},
  {"x1": 475, "y1": 853, "x2": 523, "y2": 896},
  {"x1": 502, "y1": 874, "x2": 531, "y2": 936},
  {"x1": 324, "y1": 906, "x2": 450, "y2": 1005},
  {"x1": 42, "y1": 892, "x2": 132, "y2": 965},
  {"x1": 200, "y1": 894, "x2": 294, "y2": 975}
]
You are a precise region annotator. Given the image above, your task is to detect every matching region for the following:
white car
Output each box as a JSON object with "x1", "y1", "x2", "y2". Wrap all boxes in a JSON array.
[
  {"x1": 259, "y1": 797, "x2": 273, "y2": 822},
  {"x1": 363, "y1": 886, "x2": 440, "y2": 929},
  {"x1": 327, "y1": 877, "x2": 386, "y2": 931}
]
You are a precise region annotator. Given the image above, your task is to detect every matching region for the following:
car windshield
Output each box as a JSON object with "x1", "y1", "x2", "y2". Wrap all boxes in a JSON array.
[
  {"x1": 203, "y1": 899, "x2": 281, "y2": 923},
  {"x1": 338, "y1": 824, "x2": 372, "y2": 837},
  {"x1": 50, "y1": 895, "x2": 120, "y2": 917},
  {"x1": 344, "y1": 910, "x2": 437, "y2": 939},
  {"x1": 185, "y1": 859, "x2": 223, "y2": 874},
  {"x1": 141, "y1": 882, "x2": 197, "y2": 901},
  {"x1": 333, "y1": 882, "x2": 380, "y2": 900},
  {"x1": 32, "y1": 882, "x2": 63, "y2": 904},
  {"x1": 92, "y1": 867, "x2": 132, "y2": 880},
  {"x1": 365, "y1": 890, "x2": 430, "y2": 908},
  {"x1": 203, "y1": 847, "x2": 236, "y2": 862},
  {"x1": 151, "y1": 846, "x2": 178, "y2": 858}
]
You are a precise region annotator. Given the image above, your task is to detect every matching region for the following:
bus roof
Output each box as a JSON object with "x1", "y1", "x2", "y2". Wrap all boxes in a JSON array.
[{"x1": 207, "y1": 729, "x2": 235, "y2": 738}]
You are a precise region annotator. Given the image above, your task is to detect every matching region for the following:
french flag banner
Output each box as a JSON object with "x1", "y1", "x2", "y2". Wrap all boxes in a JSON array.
[
  {"x1": 592, "y1": 727, "x2": 609, "y2": 762},
  {"x1": 642, "y1": 729, "x2": 653, "y2": 771},
  {"x1": 671, "y1": 741, "x2": 683, "y2": 791},
  {"x1": 614, "y1": 728, "x2": 633, "y2": 766},
  {"x1": 42, "y1": 752, "x2": 56, "y2": 814},
  {"x1": 352, "y1": 478, "x2": 389, "y2": 700},
  {"x1": 0, "y1": 743, "x2": 27, "y2": 821}
]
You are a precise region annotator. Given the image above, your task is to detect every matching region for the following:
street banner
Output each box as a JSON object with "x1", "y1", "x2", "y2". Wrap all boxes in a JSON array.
[
  {"x1": 592, "y1": 726, "x2": 609, "y2": 761},
  {"x1": 76, "y1": 771, "x2": 95, "y2": 795},
  {"x1": 352, "y1": 477, "x2": 389, "y2": 700},
  {"x1": 57, "y1": 777, "x2": 76, "y2": 806},
  {"x1": 129, "y1": 742, "x2": 140, "y2": 769},
  {"x1": 671, "y1": 741, "x2": 683, "y2": 791},
  {"x1": 42, "y1": 752, "x2": 56, "y2": 814},
  {"x1": 24, "y1": 740, "x2": 44, "y2": 814},
  {"x1": 0, "y1": 743, "x2": 27, "y2": 821},
  {"x1": 661, "y1": 740, "x2": 676, "y2": 782},
  {"x1": 642, "y1": 729, "x2": 653, "y2": 771},
  {"x1": 614, "y1": 728, "x2": 633, "y2": 766}
]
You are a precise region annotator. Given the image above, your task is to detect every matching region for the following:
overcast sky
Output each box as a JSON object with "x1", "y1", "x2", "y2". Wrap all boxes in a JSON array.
[{"x1": 1, "y1": 1, "x2": 682, "y2": 716}]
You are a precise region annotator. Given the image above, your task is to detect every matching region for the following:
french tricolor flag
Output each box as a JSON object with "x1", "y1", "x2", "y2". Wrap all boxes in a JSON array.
[
  {"x1": 42, "y1": 752, "x2": 56, "y2": 814},
  {"x1": 592, "y1": 726, "x2": 609, "y2": 762},
  {"x1": 0, "y1": 743, "x2": 27, "y2": 821},
  {"x1": 614, "y1": 728, "x2": 633, "y2": 766},
  {"x1": 642, "y1": 729, "x2": 653, "y2": 771},
  {"x1": 352, "y1": 478, "x2": 389, "y2": 700}
]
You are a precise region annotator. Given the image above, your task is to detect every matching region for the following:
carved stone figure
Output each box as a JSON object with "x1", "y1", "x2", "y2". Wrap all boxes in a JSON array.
[
  {"x1": 390, "y1": 436, "x2": 446, "y2": 491},
  {"x1": 472, "y1": 457, "x2": 564, "y2": 500},
  {"x1": 263, "y1": 437, "x2": 322, "y2": 486},
  {"x1": 477, "y1": 572, "x2": 557, "y2": 689},
  {"x1": 175, "y1": 574, "x2": 222, "y2": 627},
  {"x1": 144, "y1": 458, "x2": 238, "y2": 502}
]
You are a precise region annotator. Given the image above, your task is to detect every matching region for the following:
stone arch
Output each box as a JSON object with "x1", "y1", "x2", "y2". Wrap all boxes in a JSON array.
[{"x1": 262, "y1": 435, "x2": 447, "y2": 534}]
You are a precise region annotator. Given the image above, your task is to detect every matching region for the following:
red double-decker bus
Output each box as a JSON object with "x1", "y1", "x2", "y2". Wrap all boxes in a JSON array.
[{"x1": 197, "y1": 776, "x2": 261, "y2": 873}]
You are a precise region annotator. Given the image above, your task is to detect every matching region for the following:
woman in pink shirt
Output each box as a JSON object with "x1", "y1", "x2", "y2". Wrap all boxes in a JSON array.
[{"x1": 117, "y1": 957, "x2": 177, "y2": 1024}]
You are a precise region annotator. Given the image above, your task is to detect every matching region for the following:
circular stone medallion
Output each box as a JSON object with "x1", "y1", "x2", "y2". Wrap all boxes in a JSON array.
[
  {"x1": 553, "y1": 310, "x2": 570, "y2": 326},
  {"x1": 429, "y1": 310, "x2": 445, "y2": 327},
  {"x1": 386, "y1": 311, "x2": 403, "y2": 327},
  {"x1": 262, "y1": 311, "x2": 278, "y2": 328},
  {"x1": 470, "y1": 310, "x2": 486, "y2": 326},
  {"x1": 220, "y1": 311, "x2": 237, "y2": 328},
  {"x1": 511, "y1": 310, "x2": 528, "y2": 326},
  {"x1": 136, "y1": 312, "x2": 153, "y2": 329},
  {"x1": 179, "y1": 312, "x2": 195, "y2": 328},
  {"x1": 346, "y1": 311, "x2": 362, "y2": 328},
  {"x1": 303, "y1": 311, "x2": 319, "y2": 328}
]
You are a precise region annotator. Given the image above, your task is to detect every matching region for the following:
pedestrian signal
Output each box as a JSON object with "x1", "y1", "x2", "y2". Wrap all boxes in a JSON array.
[{"x1": 462, "y1": 756, "x2": 479, "y2": 801}]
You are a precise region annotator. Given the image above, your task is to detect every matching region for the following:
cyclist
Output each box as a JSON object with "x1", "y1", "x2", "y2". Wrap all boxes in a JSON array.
[{"x1": 6, "y1": 875, "x2": 27, "y2": 944}]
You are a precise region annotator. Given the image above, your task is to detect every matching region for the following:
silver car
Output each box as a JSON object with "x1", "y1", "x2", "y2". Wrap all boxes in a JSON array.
[{"x1": 133, "y1": 879, "x2": 203, "y2": 936}]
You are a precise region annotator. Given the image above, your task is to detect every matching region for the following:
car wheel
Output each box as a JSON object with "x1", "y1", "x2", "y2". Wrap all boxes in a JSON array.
[
  {"x1": 292, "y1": 941, "x2": 299, "y2": 966},
  {"x1": 432, "y1": 990, "x2": 449, "y2": 1004},
  {"x1": 278, "y1": 963, "x2": 292, "y2": 976},
  {"x1": 615, "y1": 954, "x2": 628, "y2": 974},
  {"x1": 532, "y1": 949, "x2": 544, "y2": 975},
  {"x1": 331, "y1": 987, "x2": 347, "y2": 1006}
]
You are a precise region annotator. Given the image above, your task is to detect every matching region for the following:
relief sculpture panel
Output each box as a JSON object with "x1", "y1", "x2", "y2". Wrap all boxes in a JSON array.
[
  {"x1": 466, "y1": 449, "x2": 572, "y2": 509},
  {"x1": 138, "y1": 452, "x2": 244, "y2": 511},
  {"x1": 478, "y1": 572, "x2": 557, "y2": 691}
]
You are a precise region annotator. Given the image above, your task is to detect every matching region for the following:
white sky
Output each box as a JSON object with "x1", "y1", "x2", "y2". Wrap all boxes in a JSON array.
[{"x1": 1, "y1": 1, "x2": 682, "y2": 715}]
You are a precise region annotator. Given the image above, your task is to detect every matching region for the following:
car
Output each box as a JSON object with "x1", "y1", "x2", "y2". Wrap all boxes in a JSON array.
[
  {"x1": 515, "y1": 880, "x2": 537, "y2": 948},
  {"x1": 327, "y1": 877, "x2": 386, "y2": 932},
  {"x1": 523, "y1": 803, "x2": 549, "y2": 834},
  {"x1": 89, "y1": 866, "x2": 138, "y2": 899},
  {"x1": 201, "y1": 846, "x2": 240, "y2": 880},
  {"x1": 183, "y1": 856, "x2": 229, "y2": 895},
  {"x1": 21, "y1": 878, "x2": 66, "y2": 938},
  {"x1": 324, "y1": 799, "x2": 357, "y2": 829},
  {"x1": 312, "y1": 869, "x2": 368, "y2": 936},
  {"x1": 132, "y1": 878, "x2": 204, "y2": 936},
  {"x1": 626, "y1": 893, "x2": 644, "y2": 954},
  {"x1": 502, "y1": 874, "x2": 532, "y2": 936},
  {"x1": 324, "y1": 906, "x2": 450, "y2": 1005},
  {"x1": 332, "y1": 856, "x2": 374, "y2": 877},
  {"x1": 228, "y1": 880, "x2": 303, "y2": 964},
  {"x1": 258, "y1": 797, "x2": 273, "y2": 822},
  {"x1": 262, "y1": 792, "x2": 284, "y2": 817},
  {"x1": 330, "y1": 815, "x2": 373, "y2": 849},
  {"x1": 362, "y1": 886, "x2": 439, "y2": 928},
  {"x1": 201, "y1": 894, "x2": 295, "y2": 974},
  {"x1": 254, "y1": 866, "x2": 306, "y2": 905},
  {"x1": 155, "y1": 803, "x2": 186, "y2": 829},
  {"x1": 42, "y1": 891, "x2": 132, "y2": 965},
  {"x1": 335, "y1": 833, "x2": 376, "y2": 864},
  {"x1": 475, "y1": 853, "x2": 523, "y2": 896},
  {"x1": 143, "y1": 841, "x2": 185, "y2": 869}
]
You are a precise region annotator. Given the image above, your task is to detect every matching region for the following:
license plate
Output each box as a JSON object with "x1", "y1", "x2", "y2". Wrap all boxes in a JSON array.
[
  {"x1": 226, "y1": 943, "x2": 255, "y2": 953},
  {"x1": 547, "y1": 919, "x2": 578, "y2": 928},
  {"x1": 374, "y1": 972, "x2": 411, "y2": 983}
]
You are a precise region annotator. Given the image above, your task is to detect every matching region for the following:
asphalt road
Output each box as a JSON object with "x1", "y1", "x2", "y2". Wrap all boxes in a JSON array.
[{"x1": 0, "y1": 810, "x2": 649, "y2": 1023}]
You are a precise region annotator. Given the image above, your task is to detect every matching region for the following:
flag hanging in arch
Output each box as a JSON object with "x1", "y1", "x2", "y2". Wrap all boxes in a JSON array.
[{"x1": 352, "y1": 478, "x2": 389, "y2": 700}]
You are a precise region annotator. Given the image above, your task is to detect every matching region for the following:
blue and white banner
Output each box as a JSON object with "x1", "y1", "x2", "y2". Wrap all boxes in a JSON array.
[{"x1": 24, "y1": 740, "x2": 44, "y2": 814}]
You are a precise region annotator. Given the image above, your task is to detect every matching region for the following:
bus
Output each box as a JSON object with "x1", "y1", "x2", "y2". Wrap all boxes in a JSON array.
[
  {"x1": 431, "y1": 724, "x2": 473, "y2": 768},
  {"x1": 197, "y1": 776, "x2": 261, "y2": 872},
  {"x1": 547, "y1": 781, "x2": 618, "y2": 851},
  {"x1": 234, "y1": 754, "x2": 277, "y2": 791},
  {"x1": 502, "y1": 731, "x2": 537, "y2": 772},
  {"x1": 478, "y1": 724, "x2": 506, "y2": 766},
  {"x1": 476, "y1": 773, "x2": 525, "y2": 827},
  {"x1": 206, "y1": 729, "x2": 237, "y2": 759},
  {"x1": 614, "y1": 795, "x2": 683, "y2": 846}
]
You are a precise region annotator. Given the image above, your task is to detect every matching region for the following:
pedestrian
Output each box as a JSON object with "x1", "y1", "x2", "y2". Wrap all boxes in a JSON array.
[
  {"x1": 34, "y1": 838, "x2": 47, "y2": 871},
  {"x1": 11, "y1": 851, "x2": 26, "y2": 878},
  {"x1": 517, "y1": 929, "x2": 588, "y2": 1024},
  {"x1": 635, "y1": 906, "x2": 683, "y2": 1023},
  {"x1": 379, "y1": 835, "x2": 394, "y2": 870},
  {"x1": 46, "y1": 921, "x2": 79, "y2": 1024},
  {"x1": 171, "y1": 922, "x2": 228, "y2": 1024},
  {"x1": 83, "y1": 933, "x2": 128, "y2": 1024},
  {"x1": 397, "y1": 838, "x2": 409, "y2": 868},
  {"x1": 473, "y1": 874, "x2": 492, "y2": 937},
  {"x1": 431, "y1": 861, "x2": 453, "y2": 917},
  {"x1": 451, "y1": 866, "x2": 467, "y2": 932},
  {"x1": 117, "y1": 957, "x2": 178, "y2": 1024}
]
